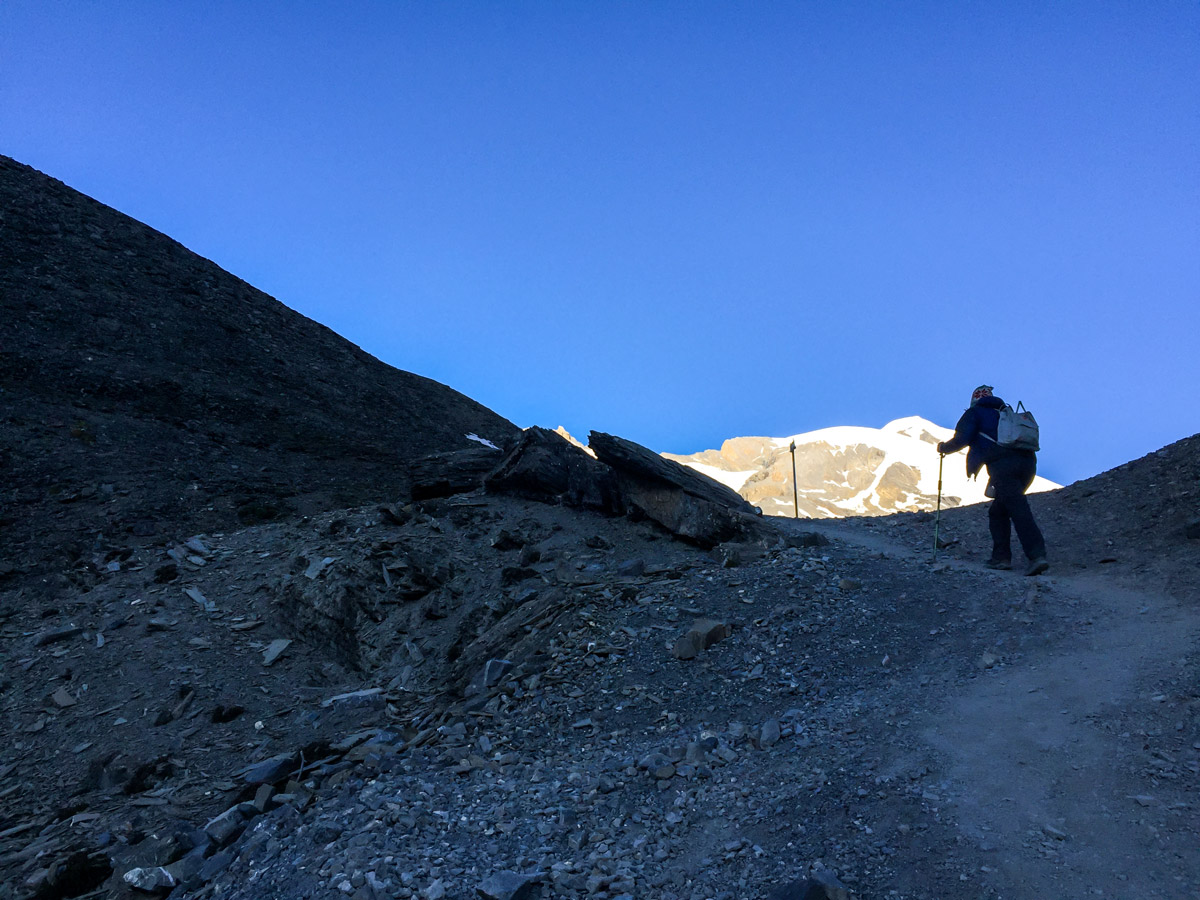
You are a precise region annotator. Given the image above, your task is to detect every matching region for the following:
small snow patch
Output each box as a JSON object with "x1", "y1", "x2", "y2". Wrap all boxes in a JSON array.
[{"x1": 465, "y1": 433, "x2": 500, "y2": 450}]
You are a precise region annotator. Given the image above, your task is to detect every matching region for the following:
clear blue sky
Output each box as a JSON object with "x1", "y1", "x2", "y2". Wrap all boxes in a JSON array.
[{"x1": 3, "y1": 2, "x2": 1197, "y2": 485}]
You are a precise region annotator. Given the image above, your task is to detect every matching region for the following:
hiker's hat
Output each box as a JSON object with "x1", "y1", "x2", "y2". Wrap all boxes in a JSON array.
[{"x1": 971, "y1": 385, "x2": 994, "y2": 405}]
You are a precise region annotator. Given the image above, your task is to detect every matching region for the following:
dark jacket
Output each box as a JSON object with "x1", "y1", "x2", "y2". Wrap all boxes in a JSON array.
[{"x1": 939, "y1": 395, "x2": 1034, "y2": 478}]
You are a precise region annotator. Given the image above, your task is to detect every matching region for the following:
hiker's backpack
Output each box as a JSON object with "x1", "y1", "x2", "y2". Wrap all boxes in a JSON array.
[{"x1": 989, "y1": 401, "x2": 1040, "y2": 452}]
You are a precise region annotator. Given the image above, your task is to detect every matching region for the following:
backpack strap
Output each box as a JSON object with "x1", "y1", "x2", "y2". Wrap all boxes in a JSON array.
[{"x1": 978, "y1": 404, "x2": 1012, "y2": 444}]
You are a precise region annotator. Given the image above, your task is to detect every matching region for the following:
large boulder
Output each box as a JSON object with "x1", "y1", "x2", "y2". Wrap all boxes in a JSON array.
[
  {"x1": 589, "y1": 431, "x2": 755, "y2": 510},
  {"x1": 410, "y1": 447, "x2": 506, "y2": 501},
  {"x1": 484, "y1": 428, "x2": 768, "y2": 549},
  {"x1": 589, "y1": 431, "x2": 765, "y2": 548},
  {"x1": 485, "y1": 428, "x2": 621, "y2": 511}
]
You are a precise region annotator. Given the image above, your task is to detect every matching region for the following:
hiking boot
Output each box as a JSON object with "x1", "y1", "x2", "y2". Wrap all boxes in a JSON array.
[
  {"x1": 984, "y1": 559, "x2": 1012, "y2": 570},
  {"x1": 1024, "y1": 558, "x2": 1049, "y2": 576}
]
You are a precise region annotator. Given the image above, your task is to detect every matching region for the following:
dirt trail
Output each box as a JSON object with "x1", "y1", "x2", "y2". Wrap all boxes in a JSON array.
[{"x1": 808, "y1": 518, "x2": 1200, "y2": 899}]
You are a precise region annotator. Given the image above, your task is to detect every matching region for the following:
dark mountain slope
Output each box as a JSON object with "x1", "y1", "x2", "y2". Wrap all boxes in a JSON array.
[
  {"x1": 1055, "y1": 433, "x2": 1198, "y2": 532},
  {"x1": 0, "y1": 155, "x2": 518, "y2": 593},
  {"x1": 1033, "y1": 432, "x2": 1200, "y2": 590}
]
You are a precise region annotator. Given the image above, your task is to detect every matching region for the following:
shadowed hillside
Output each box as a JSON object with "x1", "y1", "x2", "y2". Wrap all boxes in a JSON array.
[{"x1": 0, "y1": 155, "x2": 518, "y2": 595}]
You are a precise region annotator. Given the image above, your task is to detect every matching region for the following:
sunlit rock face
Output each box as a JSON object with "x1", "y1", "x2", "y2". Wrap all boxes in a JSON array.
[{"x1": 665, "y1": 416, "x2": 1059, "y2": 518}]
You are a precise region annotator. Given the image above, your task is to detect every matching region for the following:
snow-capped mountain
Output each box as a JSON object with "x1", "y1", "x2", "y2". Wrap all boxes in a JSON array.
[{"x1": 663, "y1": 416, "x2": 1059, "y2": 518}]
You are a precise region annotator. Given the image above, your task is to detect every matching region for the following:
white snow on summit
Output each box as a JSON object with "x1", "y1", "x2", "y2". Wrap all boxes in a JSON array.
[
  {"x1": 664, "y1": 416, "x2": 1059, "y2": 519},
  {"x1": 679, "y1": 460, "x2": 760, "y2": 493}
]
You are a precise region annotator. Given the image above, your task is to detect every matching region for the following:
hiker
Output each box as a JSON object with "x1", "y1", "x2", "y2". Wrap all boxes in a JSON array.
[{"x1": 937, "y1": 385, "x2": 1048, "y2": 575}]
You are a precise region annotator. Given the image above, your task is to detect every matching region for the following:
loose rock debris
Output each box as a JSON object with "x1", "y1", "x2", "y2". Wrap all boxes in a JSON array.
[{"x1": 5, "y1": 476, "x2": 1196, "y2": 899}]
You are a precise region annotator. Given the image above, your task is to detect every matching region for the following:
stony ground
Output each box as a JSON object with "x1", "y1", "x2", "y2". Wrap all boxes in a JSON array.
[
  {"x1": 6, "y1": 482, "x2": 1194, "y2": 900},
  {"x1": 0, "y1": 493, "x2": 743, "y2": 899}
]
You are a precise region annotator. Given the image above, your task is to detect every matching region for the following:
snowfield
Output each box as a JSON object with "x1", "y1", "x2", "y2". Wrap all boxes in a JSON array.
[{"x1": 669, "y1": 415, "x2": 1059, "y2": 518}]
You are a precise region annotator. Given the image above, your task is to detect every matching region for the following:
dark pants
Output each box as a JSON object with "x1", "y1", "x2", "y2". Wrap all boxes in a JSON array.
[{"x1": 986, "y1": 453, "x2": 1046, "y2": 562}]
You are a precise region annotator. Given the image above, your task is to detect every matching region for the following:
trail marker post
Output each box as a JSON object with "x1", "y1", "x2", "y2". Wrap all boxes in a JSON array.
[{"x1": 789, "y1": 440, "x2": 798, "y2": 519}]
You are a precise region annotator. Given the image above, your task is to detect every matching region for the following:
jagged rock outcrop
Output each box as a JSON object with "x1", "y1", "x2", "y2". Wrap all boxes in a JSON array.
[
  {"x1": 410, "y1": 447, "x2": 507, "y2": 501},
  {"x1": 479, "y1": 428, "x2": 766, "y2": 548},
  {"x1": 589, "y1": 431, "x2": 766, "y2": 548},
  {"x1": 485, "y1": 427, "x2": 622, "y2": 511},
  {"x1": 589, "y1": 431, "x2": 755, "y2": 511}
]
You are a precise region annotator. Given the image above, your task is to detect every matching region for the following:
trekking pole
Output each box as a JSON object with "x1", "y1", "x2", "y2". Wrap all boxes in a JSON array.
[{"x1": 933, "y1": 452, "x2": 944, "y2": 560}]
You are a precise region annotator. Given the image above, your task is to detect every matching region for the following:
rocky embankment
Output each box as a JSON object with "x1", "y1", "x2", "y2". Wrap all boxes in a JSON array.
[{"x1": 0, "y1": 425, "x2": 778, "y2": 899}]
